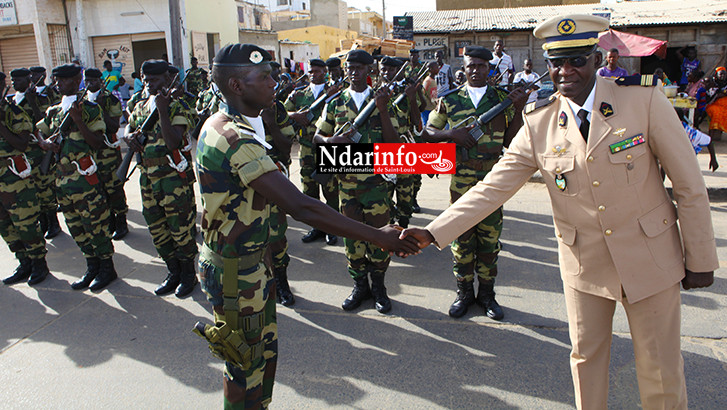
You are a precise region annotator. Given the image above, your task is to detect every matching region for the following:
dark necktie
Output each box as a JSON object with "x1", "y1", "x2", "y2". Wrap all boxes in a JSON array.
[{"x1": 577, "y1": 109, "x2": 590, "y2": 140}]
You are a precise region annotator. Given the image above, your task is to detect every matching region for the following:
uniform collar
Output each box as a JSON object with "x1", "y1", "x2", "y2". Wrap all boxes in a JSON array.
[
  {"x1": 564, "y1": 80, "x2": 596, "y2": 125},
  {"x1": 219, "y1": 101, "x2": 272, "y2": 148}
]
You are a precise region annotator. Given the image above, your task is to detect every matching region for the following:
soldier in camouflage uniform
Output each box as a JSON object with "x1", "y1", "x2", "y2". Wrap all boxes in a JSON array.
[
  {"x1": 36, "y1": 64, "x2": 118, "y2": 291},
  {"x1": 0, "y1": 71, "x2": 52, "y2": 286},
  {"x1": 123, "y1": 59, "x2": 198, "y2": 298},
  {"x1": 30, "y1": 66, "x2": 61, "y2": 105},
  {"x1": 314, "y1": 49, "x2": 409, "y2": 314},
  {"x1": 168, "y1": 65, "x2": 199, "y2": 206},
  {"x1": 405, "y1": 49, "x2": 427, "y2": 213},
  {"x1": 285, "y1": 58, "x2": 342, "y2": 245},
  {"x1": 425, "y1": 46, "x2": 527, "y2": 320},
  {"x1": 196, "y1": 44, "x2": 417, "y2": 410},
  {"x1": 9, "y1": 68, "x2": 62, "y2": 239},
  {"x1": 185, "y1": 57, "x2": 208, "y2": 97},
  {"x1": 325, "y1": 57, "x2": 343, "y2": 85},
  {"x1": 83, "y1": 68, "x2": 129, "y2": 240}
]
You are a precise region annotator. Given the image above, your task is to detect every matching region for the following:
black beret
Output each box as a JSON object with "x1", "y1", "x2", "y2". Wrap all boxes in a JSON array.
[
  {"x1": 29, "y1": 66, "x2": 46, "y2": 74},
  {"x1": 141, "y1": 60, "x2": 169, "y2": 75},
  {"x1": 10, "y1": 68, "x2": 31, "y2": 78},
  {"x1": 168, "y1": 66, "x2": 180, "y2": 74},
  {"x1": 325, "y1": 57, "x2": 341, "y2": 68},
  {"x1": 409, "y1": 48, "x2": 420, "y2": 54},
  {"x1": 380, "y1": 56, "x2": 403, "y2": 67},
  {"x1": 52, "y1": 64, "x2": 82, "y2": 78},
  {"x1": 270, "y1": 61, "x2": 281, "y2": 68},
  {"x1": 213, "y1": 43, "x2": 272, "y2": 67},
  {"x1": 0, "y1": 72, "x2": 5, "y2": 81},
  {"x1": 84, "y1": 68, "x2": 103, "y2": 79},
  {"x1": 309, "y1": 58, "x2": 326, "y2": 68},
  {"x1": 463, "y1": 46, "x2": 493, "y2": 61},
  {"x1": 347, "y1": 50, "x2": 373, "y2": 65}
]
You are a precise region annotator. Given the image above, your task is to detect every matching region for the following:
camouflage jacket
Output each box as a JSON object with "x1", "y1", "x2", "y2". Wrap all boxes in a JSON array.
[
  {"x1": 264, "y1": 100, "x2": 296, "y2": 166},
  {"x1": 0, "y1": 103, "x2": 34, "y2": 157},
  {"x1": 186, "y1": 67, "x2": 207, "y2": 96},
  {"x1": 36, "y1": 94, "x2": 106, "y2": 184},
  {"x1": 37, "y1": 84, "x2": 61, "y2": 105},
  {"x1": 428, "y1": 85, "x2": 514, "y2": 162},
  {"x1": 9, "y1": 92, "x2": 52, "y2": 123},
  {"x1": 126, "y1": 90, "x2": 145, "y2": 117},
  {"x1": 127, "y1": 91, "x2": 191, "y2": 179},
  {"x1": 196, "y1": 85, "x2": 221, "y2": 116},
  {"x1": 283, "y1": 83, "x2": 329, "y2": 145},
  {"x1": 196, "y1": 102, "x2": 279, "y2": 258},
  {"x1": 85, "y1": 89, "x2": 122, "y2": 136}
]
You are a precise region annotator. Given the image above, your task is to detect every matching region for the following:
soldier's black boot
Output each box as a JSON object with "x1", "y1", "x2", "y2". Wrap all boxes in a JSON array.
[
  {"x1": 274, "y1": 267, "x2": 295, "y2": 307},
  {"x1": 476, "y1": 281, "x2": 504, "y2": 321},
  {"x1": 175, "y1": 259, "x2": 198, "y2": 298},
  {"x1": 71, "y1": 257, "x2": 100, "y2": 290},
  {"x1": 342, "y1": 275, "x2": 372, "y2": 311},
  {"x1": 397, "y1": 216, "x2": 409, "y2": 229},
  {"x1": 412, "y1": 199, "x2": 421, "y2": 214},
  {"x1": 155, "y1": 258, "x2": 181, "y2": 296},
  {"x1": 28, "y1": 258, "x2": 50, "y2": 286},
  {"x1": 89, "y1": 257, "x2": 117, "y2": 291},
  {"x1": 301, "y1": 228, "x2": 324, "y2": 243},
  {"x1": 448, "y1": 279, "x2": 475, "y2": 318},
  {"x1": 370, "y1": 272, "x2": 392, "y2": 313},
  {"x1": 3, "y1": 258, "x2": 33, "y2": 285},
  {"x1": 112, "y1": 213, "x2": 129, "y2": 240},
  {"x1": 44, "y1": 211, "x2": 61, "y2": 239}
]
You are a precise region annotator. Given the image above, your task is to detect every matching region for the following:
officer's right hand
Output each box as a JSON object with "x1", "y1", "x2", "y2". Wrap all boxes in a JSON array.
[
  {"x1": 123, "y1": 131, "x2": 143, "y2": 152},
  {"x1": 682, "y1": 269, "x2": 714, "y2": 290},
  {"x1": 375, "y1": 224, "x2": 422, "y2": 256},
  {"x1": 449, "y1": 125, "x2": 477, "y2": 149}
]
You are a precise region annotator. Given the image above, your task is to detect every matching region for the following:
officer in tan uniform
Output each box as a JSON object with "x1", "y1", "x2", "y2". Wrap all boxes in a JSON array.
[{"x1": 401, "y1": 14, "x2": 718, "y2": 409}]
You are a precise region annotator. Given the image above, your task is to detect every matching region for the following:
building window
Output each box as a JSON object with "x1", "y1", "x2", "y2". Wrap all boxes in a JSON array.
[
  {"x1": 237, "y1": 7, "x2": 245, "y2": 23},
  {"x1": 277, "y1": 0, "x2": 289, "y2": 5},
  {"x1": 254, "y1": 10, "x2": 261, "y2": 26},
  {"x1": 47, "y1": 24, "x2": 72, "y2": 66},
  {"x1": 302, "y1": 2, "x2": 306, "y2": 10}
]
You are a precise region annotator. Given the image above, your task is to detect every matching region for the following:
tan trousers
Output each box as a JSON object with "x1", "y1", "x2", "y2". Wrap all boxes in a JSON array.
[{"x1": 564, "y1": 283, "x2": 687, "y2": 410}]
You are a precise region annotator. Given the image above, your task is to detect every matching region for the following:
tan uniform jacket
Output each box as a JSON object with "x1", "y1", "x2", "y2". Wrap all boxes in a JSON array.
[{"x1": 427, "y1": 76, "x2": 719, "y2": 303}]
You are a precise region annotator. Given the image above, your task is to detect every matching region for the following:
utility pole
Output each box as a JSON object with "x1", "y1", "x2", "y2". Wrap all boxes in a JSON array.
[
  {"x1": 381, "y1": 0, "x2": 386, "y2": 39},
  {"x1": 168, "y1": 0, "x2": 184, "y2": 68}
]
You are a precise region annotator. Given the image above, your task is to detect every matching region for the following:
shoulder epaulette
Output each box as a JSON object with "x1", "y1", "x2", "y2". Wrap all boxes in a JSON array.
[
  {"x1": 525, "y1": 95, "x2": 557, "y2": 114},
  {"x1": 615, "y1": 74, "x2": 658, "y2": 87},
  {"x1": 439, "y1": 83, "x2": 466, "y2": 99}
]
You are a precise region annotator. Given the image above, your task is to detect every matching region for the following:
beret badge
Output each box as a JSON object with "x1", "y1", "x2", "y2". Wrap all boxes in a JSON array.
[{"x1": 250, "y1": 51, "x2": 263, "y2": 64}]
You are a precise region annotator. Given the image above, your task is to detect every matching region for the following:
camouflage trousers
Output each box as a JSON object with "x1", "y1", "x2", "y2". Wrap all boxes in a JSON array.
[
  {"x1": 140, "y1": 172, "x2": 198, "y2": 261},
  {"x1": 299, "y1": 142, "x2": 339, "y2": 211},
  {"x1": 268, "y1": 166, "x2": 289, "y2": 270},
  {"x1": 96, "y1": 144, "x2": 128, "y2": 215},
  {"x1": 0, "y1": 167, "x2": 46, "y2": 260},
  {"x1": 392, "y1": 174, "x2": 416, "y2": 221},
  {"x1": 412, "y1": 174, "x2": 422, "y2": 201},
  {"x1": 450, "y1": 163, "x2": 502, "y2": 282},
  {"x1": 199, "y1": 259, "x2": 278, "y2": 409},
  {"x1": 339, "y1": 174, "x2": 392, "y2": 279},
  {"x1": 57, "y1": 170, "x2": 114, "y2": 259},
  {"x1": 27, "y1": 146, "x2": 58, "y2": 213}
]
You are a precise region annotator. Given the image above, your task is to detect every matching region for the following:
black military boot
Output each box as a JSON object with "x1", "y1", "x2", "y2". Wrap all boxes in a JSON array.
[
  {"x1": 370, "y1": 272, "x2": 392, "y2": 313},
  {"x1": 448, "y1": 279, "x2": 475, "y2": 318},
  {"x1": 89, "y1": 257, "x2": 118, "y2": 291},
  {"x1": 155, "y1": 258, "x2": 181, "y2": 296},
  {"x1": 28, "y1": 258, "x2": 50, "y2": 286},
  {"x1": 71, "y1": 257, "x2": 100, "y2": 290},
  {"x1": 38, "y1": 213, "x2": 49, "y2": 235},
  {"x1": 3, "y1": 258, "x2": 33, "y2": 285},
  {"x1": 341, "y1": 275, "x2": 372, "y2": 311},
  {"x1": 274, "y1": 267, "x2": 295, "y2": 307},
  {"x1": 112, "y1": 213, "x2": 129, "y2": 240},
  {"x1": 412, "y1": 199, "x2": 421, "y2": 214},
  {"x1": 301, "y1": 228, "x2": 324, "y2": 243},
  {"x1": 44, "y1": 211, "x2": 62, "y2": 239},
  {"x1": 175, "y1": 259, "x2": 198, "y2": 298},
  {"x1": 476, "y1": 281, "x2": 504, "y2": 321}
]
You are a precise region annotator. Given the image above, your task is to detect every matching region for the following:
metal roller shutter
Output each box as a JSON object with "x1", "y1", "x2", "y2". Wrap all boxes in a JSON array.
[{"x1": 0, "y1": 36, "x2": 40, "y2": 72}]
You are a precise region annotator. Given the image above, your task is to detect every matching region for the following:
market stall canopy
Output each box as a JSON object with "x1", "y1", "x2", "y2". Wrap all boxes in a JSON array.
[{"x1": 598, "y1": 29, "x2": 667, "y2": 59}]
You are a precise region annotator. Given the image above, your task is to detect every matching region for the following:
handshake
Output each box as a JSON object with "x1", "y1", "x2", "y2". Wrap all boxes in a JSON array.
[{"x1": 373, "y1": 225, "x2": 437, "y2": 258}]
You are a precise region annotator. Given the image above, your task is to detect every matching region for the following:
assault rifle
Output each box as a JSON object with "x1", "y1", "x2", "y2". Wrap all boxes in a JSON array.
[
  {"x1": 298, "y1": 75, "x2": 348, "y2": 122},
  {"x1": 453, "y1": 71, "x2": 548, "y2": 158},
  {"x1": 40, "y1": 88, "x2": 89, "y2": 174},
  {"x1": 393, "y1": 64, "x2": 430, "y2": 107}
]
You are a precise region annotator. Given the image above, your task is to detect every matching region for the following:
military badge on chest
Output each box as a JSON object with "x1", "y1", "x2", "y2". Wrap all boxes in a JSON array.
[
  {"x1": 558, "y1": 111, "x2": 567, "y2": 128},
  {"x1": 555, "y1": 174, "x2": 567, "y2": 191}
]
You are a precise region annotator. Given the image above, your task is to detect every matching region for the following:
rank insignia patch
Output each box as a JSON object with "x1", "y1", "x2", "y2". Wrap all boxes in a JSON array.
[
  {"x1": 613, "y1": 128, "x2": 626, "y2": 138},
  {"x1": 609, "y1": 134, "x2": 645, "y2": 153},
  {"x1": 559, "y1": 111, "x2": 567, "y2": 127},
  {"x1": 600, "y1": 102, "x2": 614, "y2": 118}
]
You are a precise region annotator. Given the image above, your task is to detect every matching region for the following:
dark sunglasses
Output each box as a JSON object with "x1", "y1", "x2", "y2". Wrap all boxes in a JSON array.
[{"x1": 545, "y1": 53, "x2": 594, "y2": 69}]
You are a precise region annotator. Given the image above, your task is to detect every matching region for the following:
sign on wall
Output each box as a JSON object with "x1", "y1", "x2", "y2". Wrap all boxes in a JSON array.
[
  {"x1": 414, "y1": 36, "x2": 448, "y2": 60},
  {"x1": 0, "y1": 0, "x2": 18, "y2": 26},
  {"x1": 191, "y1": 31, "x2": 209, "y2": 66},
  {"x1": 393, "y1": 16, "x2": 413, "y2": 41}
]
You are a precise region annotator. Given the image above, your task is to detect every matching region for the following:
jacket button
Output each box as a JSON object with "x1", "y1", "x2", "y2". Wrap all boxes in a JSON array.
[
  {"x1": 592, "y1": 181, "x2": 600, "y2": 187},
  {"x1": 557, "y1": 233, "x2": 562, "y2": 238},
  {"x1": 605, "y1": 229, "x2": 612, "y2": 236},
  {"x1": 587, "y1": 155, "x2": 594, "y2": 162},
  {"x1": 626, "y1": 154, "x2": 632, "y2": 160},
  {"x1": 598, "y1": 205, "x2": 606, "y2": 211},
  {"x1": 555, "y1": 167, "x2": 561, "y2": 173},
  {"x1": 663, "y1": 219, "x2": 668, "y2": 224}
]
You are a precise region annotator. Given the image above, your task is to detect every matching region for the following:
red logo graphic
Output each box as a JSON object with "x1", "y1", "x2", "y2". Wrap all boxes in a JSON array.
[{"x1": 373, "y1": 143, "x2": 456, "y2": 174}]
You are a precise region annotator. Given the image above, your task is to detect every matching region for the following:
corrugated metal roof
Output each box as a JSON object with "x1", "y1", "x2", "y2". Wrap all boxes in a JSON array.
[{"x1": 406, "y1": 0, "x2": 727, "y2": 33}]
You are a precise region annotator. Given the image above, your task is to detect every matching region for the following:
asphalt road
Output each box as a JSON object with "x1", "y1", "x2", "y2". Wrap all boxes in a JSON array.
[{"x1": 1, "y1": 143, "x2": 726, "y2": 409}]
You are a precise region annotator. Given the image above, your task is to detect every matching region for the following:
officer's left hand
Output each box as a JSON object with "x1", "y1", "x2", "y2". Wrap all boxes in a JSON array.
[
  {"x1": 507, "y1": 87, "x2": 529, "y2": 112},
  {"x1": 68, "y1": 101, "x2": 83, "y2": 123},
  {"x1": 682, "y1": 269, "x2": 714, "y2": 290}
]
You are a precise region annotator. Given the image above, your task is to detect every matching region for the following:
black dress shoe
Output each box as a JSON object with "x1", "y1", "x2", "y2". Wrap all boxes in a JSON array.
[
  {"x1": 3, "y1": 258, "x2": 33, "y2": 285},
  {"x1": 301, "y1": 228, "x2": 324, "y2": 243},
  {"x1": 325, "y1": 234, "x2": 338, "y2": 245}
]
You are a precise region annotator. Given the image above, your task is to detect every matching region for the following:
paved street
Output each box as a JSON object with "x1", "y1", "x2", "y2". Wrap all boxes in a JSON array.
[{"x1": 1, "y1": 143, "x2": 726, "y2": 409}]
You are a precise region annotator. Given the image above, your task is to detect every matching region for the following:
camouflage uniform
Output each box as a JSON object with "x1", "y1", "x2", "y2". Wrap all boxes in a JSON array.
[
  {"x1": 36, "y1": 95, "x2": 114, "y2": 260},
  {"x1": 316, "y1": 87, "x2": 406, "y2": 281},
  {"x1": 127, "y1": 92, "x2": 198, "y2": 263},
  {"x1": 197, "y1": 103, "x2": 280, "y2": 409},
  {"x1": 428, "y1": 86, "x2": 514, "y2": 284},
  {"x1": 38, "y1": 84, "x2": 61, "y2": 105},
  {"x1": 85, "y1": 90, "x2": 128, "y2": 218},
  {"x1": 390, "y1": 89, "x2": 424, "y2": 226},
  {"x1": 196, "y1": 85, "x2": 221, "y2": 116},
  {"x1": 185, "y1": 67, "x2": 207, "y2": 97},
  {"x1": 283, "y1": 84, "x2": 339, "y2": 211},
  {"x1": 0, "y1": 102, "x2": 46, "y2": 263}
]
